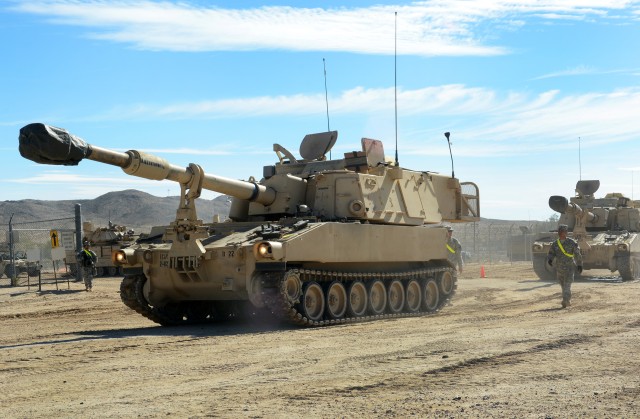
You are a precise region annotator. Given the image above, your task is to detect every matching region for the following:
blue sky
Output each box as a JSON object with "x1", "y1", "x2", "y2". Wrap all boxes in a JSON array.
[{"x1": 1, "y1": 0, "x2": 640, "y2": 221}]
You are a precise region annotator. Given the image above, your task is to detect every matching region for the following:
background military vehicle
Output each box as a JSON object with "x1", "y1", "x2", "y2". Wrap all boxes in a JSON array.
[
  {"x1": 0, "y1": 253, "x2": 7, "y2": 278},
  {"x1": 0, "y1": 250, "x2": 39, "y2": 278},
  {"x1": 19, "y1": 123, "x2": 480, "y2": 327},
  {"x1": 65, "y1": 221, "x2": 137, "y2": 277},
  {"x1": 532, "y1": 180, "x2": 640, "y2": 281}
]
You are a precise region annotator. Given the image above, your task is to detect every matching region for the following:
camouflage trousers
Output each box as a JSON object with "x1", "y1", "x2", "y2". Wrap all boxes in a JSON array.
[
  {"x1": 82, "y1": 266, "x2": 94, "y2": 290},
  {"x1": 556, "y1": 269, "x2": 574, "y2": 303}
]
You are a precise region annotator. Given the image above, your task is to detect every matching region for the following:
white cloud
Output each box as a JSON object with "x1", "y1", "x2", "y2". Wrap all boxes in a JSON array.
[
  {"x1": 97, "y1": 84, "x2": 507, "y2": 119},
  {"x1": 88, "y1": 85, "x2": 640, "y2": 156},
  {"x1": 10, "y1": 170, "x2": 153, "y2": 185},
  {"x1": 533, "y1": 65, "x2": 640, "y2": 80},
  {"x1": 9, "y1": 0, "x2": 640, "y2": 56},
  {"x1": 7, "y1": 81, "x2": 640, "y2": 158},
  {"x1": 141, "y1": 148, "x2": 231, "y2": 156}
]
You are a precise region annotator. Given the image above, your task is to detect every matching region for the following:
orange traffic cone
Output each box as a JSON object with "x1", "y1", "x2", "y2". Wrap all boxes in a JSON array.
[{"x1": 480, "y1": 265, "x2": 486, "y2": 278}]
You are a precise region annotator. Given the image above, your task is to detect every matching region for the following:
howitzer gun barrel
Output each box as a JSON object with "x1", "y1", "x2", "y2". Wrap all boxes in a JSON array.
[{"x1": 18, "y1": 123, "x2": 276, "y2": 205}]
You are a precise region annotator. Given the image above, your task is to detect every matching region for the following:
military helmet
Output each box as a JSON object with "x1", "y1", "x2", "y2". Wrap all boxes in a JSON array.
[{"x1": 557, "y1": 224, "x2": 569, "y2": 233}]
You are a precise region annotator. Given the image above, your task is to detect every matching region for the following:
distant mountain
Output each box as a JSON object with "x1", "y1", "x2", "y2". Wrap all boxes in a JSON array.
[{"x1": 0, "y1": 189, "x2": 231, "y2": 233}]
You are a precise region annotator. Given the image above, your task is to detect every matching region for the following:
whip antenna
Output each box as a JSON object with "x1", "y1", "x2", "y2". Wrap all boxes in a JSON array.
[
  {"x1": 323, "y1": 58, "x2": 331, "y2": 159},
  {"x1": 323, "y1": 58, "x2": 330, "y2": 132},
  {"x1": 445, "y1": 132, "x2": 455, "y2": 179},
  {"x1": 578, "y1": 136, "x2": 582, "y2": 180},
  {"x1": 394, "y1": 11, "x2": 399, "y2": 166}
]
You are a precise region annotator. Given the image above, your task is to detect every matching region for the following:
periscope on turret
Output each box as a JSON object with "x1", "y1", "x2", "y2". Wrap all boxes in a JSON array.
[{"x1": 19, "y1": 123, "x2": 480, "y2": 327}]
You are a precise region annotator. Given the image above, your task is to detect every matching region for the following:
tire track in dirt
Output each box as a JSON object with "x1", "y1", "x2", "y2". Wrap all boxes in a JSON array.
[{"x1": 421, "y1": 335, "x2": 592, "y2": 376}]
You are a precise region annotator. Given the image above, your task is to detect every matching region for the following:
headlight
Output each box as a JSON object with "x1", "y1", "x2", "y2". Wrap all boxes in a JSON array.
[
  {"x1": 112, "y1": 248, "x2": 137, "y2": 266},
  {"x1": 113, "y1": 250, "x2": 127, "y2": 264},
  {"x1": 257, "y1": 243, "x2": 271, "y2": 257},
  {"x1": 533, "y1": 244, "x2": 543, "y2": 251},
  {"x1": 617, "y1": 243, "x2": 629, "y2": 252},
  {"x1": 253, "y1": 241, "x2": 284, "y2": 260}
]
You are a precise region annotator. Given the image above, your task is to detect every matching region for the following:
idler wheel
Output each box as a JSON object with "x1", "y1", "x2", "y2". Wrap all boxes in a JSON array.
[
  {"x1": 282, "y1": 272, "x2": 303, "y2": 304},
  {"x1": 438, "y1": 270, "x2": 455, "y2": 296}
]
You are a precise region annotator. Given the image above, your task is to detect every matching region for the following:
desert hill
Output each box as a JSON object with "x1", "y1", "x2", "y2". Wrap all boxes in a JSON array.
[{"x1": 0, "y1": 189, "x2": 231, "y2": 233}]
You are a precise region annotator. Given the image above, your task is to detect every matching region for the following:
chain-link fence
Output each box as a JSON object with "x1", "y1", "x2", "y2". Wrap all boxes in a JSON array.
[
  {"x1": 1, "y1": 217, "x2": 77, "y2": 288},
  {"x1": 451, "y1": 220, "x2": 557, "y2": 265}
]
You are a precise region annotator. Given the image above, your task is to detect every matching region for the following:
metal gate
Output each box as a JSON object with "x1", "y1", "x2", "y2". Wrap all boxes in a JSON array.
[{"x1": 1, "y1": 217, "x2": 77, "y2": 287}]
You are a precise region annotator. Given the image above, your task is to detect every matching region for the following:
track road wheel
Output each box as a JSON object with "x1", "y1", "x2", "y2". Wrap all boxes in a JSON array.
[
  {"x1": 422, "y1": 279, "x2": 440, "y2": 312},
  {"x1": 368, "y1": 279, "x2": 387, "y2": 315},
  {"x1": 347, "y1": 281, "x2": 368, "y2": 317},
  {"x1": 438, "y1": 270, "x2": 455, "y2": 297},
  {"x1": 387, "y1": 280, "x2": 405, "y2": 314},
  {"x1": 405, "y1": 279, "x2": 422, "y2": 313},
  {"x1": 301, "y1": 282, "x2": 325, "y2": 322},
  {"x1": 533, "y1": 254, "x2": 556, "y2": 281},
  {"x1": 5, "y1": 265, "x2": 15, "y2": 278},
  {"x1": 618, "y1": 256, "x2": 639, "y2": 281},
  {"x1": 108, "y1": 266, "x2": 118, "y2": 276},
  {"x1": 325, "y1": 281, "x2": 347, "y2": 319}
]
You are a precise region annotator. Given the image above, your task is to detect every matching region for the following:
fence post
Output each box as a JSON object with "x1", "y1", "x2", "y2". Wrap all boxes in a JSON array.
[
  {"x1": 75, "y1": 204, "x2": 83, "y2": 283},
  {"x1": 9, "y1": 213, "x2": 16, "y2": 286},
  {"x1": 488, "y1": 223, "x2": 494, "y2": 265}
]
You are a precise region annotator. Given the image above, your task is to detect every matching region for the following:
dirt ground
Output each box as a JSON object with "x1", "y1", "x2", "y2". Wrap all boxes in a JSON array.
[{"x1": 1, "y1": 262, "x2": 639, "y2": 418}]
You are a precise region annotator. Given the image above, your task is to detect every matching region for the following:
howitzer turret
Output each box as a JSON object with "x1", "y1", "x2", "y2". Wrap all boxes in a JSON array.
[
  {"x1": 532, "y1": 180, "x2": 640, "y2": 281},
  {"x1": 19, "y1": 122, "x2": 480, "y2": 327},
  {"x1": 63, "y1": 221, "x2": 139, "y2": 278}
]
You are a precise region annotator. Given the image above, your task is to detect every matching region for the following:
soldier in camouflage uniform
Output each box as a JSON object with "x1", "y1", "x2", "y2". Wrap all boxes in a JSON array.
[
  {"x1": 77, "y1": 241, "x2": 97, "y2": 291},
  {"x1": 445, "y1": 226, "x2": 464, "y2": 273},
  {"x1": 547, "y1": 224, "x2": 583, "y2": 308}
]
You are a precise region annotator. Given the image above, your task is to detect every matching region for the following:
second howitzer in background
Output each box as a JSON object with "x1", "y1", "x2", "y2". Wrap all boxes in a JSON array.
[
  {"x1": 19, "y1": 123, "x2": 480, "y2": 327},
  {"x1": 532, "y1": 180, "x2": 640, "y2": 281}
]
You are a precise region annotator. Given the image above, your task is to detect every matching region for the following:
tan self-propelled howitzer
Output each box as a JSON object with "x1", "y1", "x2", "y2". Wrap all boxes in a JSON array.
[
  {"x1": 65, "y1": 221, "x2": 138, "y2": 277},
  {"x1": 532, "y1": 180, "x2": 640, "y2": 281},
  {"x1": 19, "y1": 123, "x2": 480, "y2": 326}
]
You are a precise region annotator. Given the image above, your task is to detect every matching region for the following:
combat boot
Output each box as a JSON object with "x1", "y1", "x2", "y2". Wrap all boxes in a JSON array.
[{"x1": 561, "y1": 300, "x2": 567, "y2": 308}]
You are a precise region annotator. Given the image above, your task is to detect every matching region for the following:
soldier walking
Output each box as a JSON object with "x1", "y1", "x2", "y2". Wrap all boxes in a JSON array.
[
  {"x1": 547, "y1": 224, "x2": 583, "y2": 308},
  {"x1": 78, "y1": 240, "x2": 97, "y2": 291},
  {"x1": 445, "y1": 226, "x2": 464, "y2": 273}
]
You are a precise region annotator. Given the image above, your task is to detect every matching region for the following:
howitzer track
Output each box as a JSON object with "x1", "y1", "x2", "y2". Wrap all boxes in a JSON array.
[
  {"x1": 119, "y1": 265, "x2": 457, "y2": 327},
  {"x1": 617, "y1": 255, "x2": 640, "y2": 281}
]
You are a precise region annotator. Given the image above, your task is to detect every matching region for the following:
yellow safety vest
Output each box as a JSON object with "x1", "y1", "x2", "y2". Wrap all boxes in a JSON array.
[
  {"x1": 557, "y1": 239, "x2": 574, "y2": 258},
  {"x1": 446, "y1": 243, "x2": 456, "y2": 254}
]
